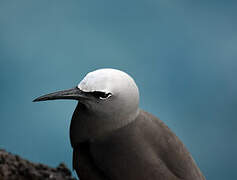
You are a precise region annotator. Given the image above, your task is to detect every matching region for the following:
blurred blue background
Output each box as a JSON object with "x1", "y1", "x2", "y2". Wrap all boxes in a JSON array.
[{"x1": 0, "y1": 0, "x2": 236, "y2": 179}]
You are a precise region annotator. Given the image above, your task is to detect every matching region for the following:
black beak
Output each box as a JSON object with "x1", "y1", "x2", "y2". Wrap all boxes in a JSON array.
[{"x1": 33, "y1": 87, "x2": 89, "y2": 102}]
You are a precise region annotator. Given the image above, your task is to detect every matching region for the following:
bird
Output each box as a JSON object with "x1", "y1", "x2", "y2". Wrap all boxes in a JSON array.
[{"x1": 33, "y1": 68, "x2": 206, "y2": 180}]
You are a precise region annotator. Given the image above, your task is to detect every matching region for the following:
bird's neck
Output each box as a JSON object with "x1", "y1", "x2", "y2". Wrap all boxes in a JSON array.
[{"x1": 70, "y1": 103, "x2": 139, "y2": 145}]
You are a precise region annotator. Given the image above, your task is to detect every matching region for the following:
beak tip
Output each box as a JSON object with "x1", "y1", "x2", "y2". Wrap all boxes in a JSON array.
[{"x1": 33, "y1": 97, "x2": 42, "y2": 102}]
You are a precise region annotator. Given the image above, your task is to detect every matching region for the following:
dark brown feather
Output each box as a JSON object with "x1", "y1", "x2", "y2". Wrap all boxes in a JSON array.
[{"x1": 71, "y1": 109, "x2": 205, "y2": 180}]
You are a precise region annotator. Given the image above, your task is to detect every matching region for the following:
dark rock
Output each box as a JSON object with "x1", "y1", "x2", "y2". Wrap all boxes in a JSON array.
[{"x1": 0, "y1": 149, "x2": 77, "y2": 180}]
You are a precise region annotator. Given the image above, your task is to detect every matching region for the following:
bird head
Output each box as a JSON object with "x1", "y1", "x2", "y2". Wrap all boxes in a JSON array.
[{"x1": 33, "y1": 68, "x2": 140, "y2": 122}]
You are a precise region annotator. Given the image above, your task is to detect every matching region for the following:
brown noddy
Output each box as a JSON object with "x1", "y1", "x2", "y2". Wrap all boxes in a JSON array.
[{"x1": 33, "y1": 68, "x2": 206, "y2": 180}]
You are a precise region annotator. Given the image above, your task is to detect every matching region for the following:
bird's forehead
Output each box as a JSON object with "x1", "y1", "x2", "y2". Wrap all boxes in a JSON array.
[{"x1": 78, "y1": 69, "x2": 125, "y2": 93}]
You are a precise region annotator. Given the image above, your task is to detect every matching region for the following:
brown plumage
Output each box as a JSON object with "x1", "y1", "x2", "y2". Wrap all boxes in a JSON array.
[{"x1": 71, "y1": 106, "x2": 205, "y2": 180}]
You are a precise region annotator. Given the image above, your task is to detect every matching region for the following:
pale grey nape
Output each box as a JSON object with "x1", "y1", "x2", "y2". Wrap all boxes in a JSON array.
[{"x1": 34, "y1": 68, "x2": 206, "y2": 180}]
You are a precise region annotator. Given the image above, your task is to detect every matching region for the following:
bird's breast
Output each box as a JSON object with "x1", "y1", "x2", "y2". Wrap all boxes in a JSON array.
[{"x1": 88, "y1": 117, "x2": 179, "y2": 180}]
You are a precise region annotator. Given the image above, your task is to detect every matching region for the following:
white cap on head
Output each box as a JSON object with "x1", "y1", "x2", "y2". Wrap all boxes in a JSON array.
[{"x1": 78, "y1": 68, "x2": 140, "y2": 123}]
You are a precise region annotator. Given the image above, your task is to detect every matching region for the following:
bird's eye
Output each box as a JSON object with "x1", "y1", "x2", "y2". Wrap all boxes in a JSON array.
[{"x1": 91, "y1": 91, "x2": 112, "y2": 100}]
